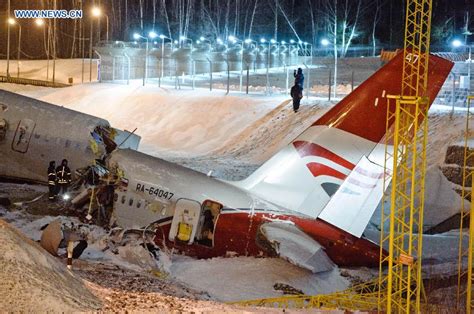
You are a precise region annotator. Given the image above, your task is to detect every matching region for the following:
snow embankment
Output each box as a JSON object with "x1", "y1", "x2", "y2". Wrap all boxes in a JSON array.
[{"x1": 0, "y1": 218, "x2": 101, "y2": 312}]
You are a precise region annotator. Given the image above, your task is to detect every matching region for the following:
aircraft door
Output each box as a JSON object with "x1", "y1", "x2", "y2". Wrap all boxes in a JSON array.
[
  {"x1": 169, "y1": 198, "x2": 201, "y2": 244},
  {"x1": 11, "y1": 119, "x2": 36, "y2": 153}
]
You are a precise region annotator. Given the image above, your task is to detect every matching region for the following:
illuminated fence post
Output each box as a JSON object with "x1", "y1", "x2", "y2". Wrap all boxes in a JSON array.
[
  {"x1": 226, "y1": 59, "x2": 230, "y2": 95},
  {"x1": 246, "y1": 64, "x2": 250, "y2": 95},
  {"x1": 207, "y1": 58, "x2": 213, "y2": 91}
]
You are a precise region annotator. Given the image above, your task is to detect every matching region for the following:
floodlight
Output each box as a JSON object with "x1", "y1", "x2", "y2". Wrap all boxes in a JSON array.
[
  {"x1": 321, "y1": 38, "x2": 330, "y2": 46},
  {"x1": 133, "y1": 33, "x2": 140, "y2": 40},
  {"x1": 452, "y1": 39, "x2": 463, "y2": 48},
  {"x1": 260, "y1": 38, "x2": 266, "y2": 43},
  {"x1": 149, "y1": 31, "x2": 158, "y2": 39},
  {"x1": 91, "y1": 7, "x2": 101, "y2": 17}
]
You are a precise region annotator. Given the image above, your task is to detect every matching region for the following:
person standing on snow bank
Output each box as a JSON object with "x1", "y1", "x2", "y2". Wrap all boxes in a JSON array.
[
  {"x1": 291, "y1": 85, "x2": 303, "y2": 113},
  {"x1": 56, "y1": 159, "x2": 72, "y2": 196},
  {"x1": 294, "y1": 68, "x2": 304, "y2": 90},
  {"x1": 291, "y1": 68, "x2": 304, "y2": 113},
  {"x1": 47, "y1": 161, "x2": 57, "y2": 201}
]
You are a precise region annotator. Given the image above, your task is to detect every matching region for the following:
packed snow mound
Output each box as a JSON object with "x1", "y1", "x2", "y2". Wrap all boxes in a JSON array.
[
  {"x1": 1, "y1": 83, "x2": 284, "y2": 156},
  {"x1": 169, "y1": 255, "x2": 348, "y2": 302},
  {"x1": 423, "y1": 166, "x2": 469, "y2": 229},
  {"x1": 0, "y1": 219, "x2": 101, "y2": 312},
  {"x1": 371, "y1": 166, "x2": 468, "y2": 232}
]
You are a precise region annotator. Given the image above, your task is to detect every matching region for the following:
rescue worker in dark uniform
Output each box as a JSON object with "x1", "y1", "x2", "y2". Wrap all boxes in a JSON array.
[
  {"x1": 56, "y1": 159, "x2": 72, "y2": 196},
  {"x1": 47, "y1": 161, "x2": 57, "y2": 201}
]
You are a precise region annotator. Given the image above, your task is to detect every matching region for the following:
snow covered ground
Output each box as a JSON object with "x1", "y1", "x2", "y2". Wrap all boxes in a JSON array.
[{"x1": 0, "y1": 58, "x2": 470, "y2": 310}]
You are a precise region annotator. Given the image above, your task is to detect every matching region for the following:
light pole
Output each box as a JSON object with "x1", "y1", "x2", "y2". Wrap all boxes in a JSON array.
[
  {"x1": 89, "y1": 7, "x2": 102, "y2": 82},
  {"x1": 35, "y1": 19, "x2": 49, "y2": 80},
  {"x1": 134, "y1": 33, "x2": 149, "y2": 86},
  {"x1": 92, "y1": 7, "x2": 109, "y2": 42},
  {"x1": 16, "y1": 21, "x2": 22, "y2": 78},
  {"x1": 321, "y1": 37, "x2": 337, "y2": 99},
  {"x1": 149, "y1": 31, "x2": 158, "y2": 83},
  {"x1": 6, "y1": 17, "x2": 15, "y2": 77},
  {"x1": 229, "y1": 35, "x2": 244, "y2": 92},
  {"x1": 159, "y1": 34, "x2": 171, "y2": 81},
  {"x1": 7, "y1": 18, "x2": 21, "y2": 78}
]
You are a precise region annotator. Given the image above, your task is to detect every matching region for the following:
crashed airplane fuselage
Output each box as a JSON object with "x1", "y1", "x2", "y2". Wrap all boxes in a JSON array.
[{"x1": 0, "y1": 52, "x2": 453, "y2": 272}]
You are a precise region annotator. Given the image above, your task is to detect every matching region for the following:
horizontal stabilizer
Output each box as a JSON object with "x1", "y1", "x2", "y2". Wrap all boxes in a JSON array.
[{"x1": 260, "y1": 222, "x2": 334, "y2": 273}]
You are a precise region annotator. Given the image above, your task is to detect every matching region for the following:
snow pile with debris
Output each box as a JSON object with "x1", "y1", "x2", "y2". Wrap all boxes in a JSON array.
[
  {"x1": 167, "y1": 255, "x2": 348, "y2": 302},
  {"x1": 0, "y1": 217, "x2": 101, "y2": 312}
]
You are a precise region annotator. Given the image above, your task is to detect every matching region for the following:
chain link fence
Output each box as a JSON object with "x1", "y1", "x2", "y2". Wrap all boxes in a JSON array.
[{"x1": 94, "y1": 41, "x2": 470, "y2": 105}]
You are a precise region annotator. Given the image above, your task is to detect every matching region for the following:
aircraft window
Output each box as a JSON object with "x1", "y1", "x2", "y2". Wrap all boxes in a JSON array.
[
  {"x1": 129, "y1": 198, "x2": 134, "y2": 207},
  {"x1": 114, "y1": 193, "x2": 118, "y2": 202},
  {"x1": 34, "y1": 133, "x2": 40, "y2": 139},
  {"x1": 121, "y1": 195, "x2": 126, "y2": 204},
  {"x1": 137, "y1": 200, "x2": 142, "y2": 208},
  {"x1": 65, "y1": 140, "x2": 71, "y2": 148}
]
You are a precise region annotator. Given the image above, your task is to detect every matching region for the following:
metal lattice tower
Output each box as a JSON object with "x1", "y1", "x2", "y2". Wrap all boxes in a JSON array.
[
  {"x1": 457, "y1": 96, "x2": 474, "y2": 313},
  {"x1": 378, "y1": 0, "x2": 433, "y2": 313}
]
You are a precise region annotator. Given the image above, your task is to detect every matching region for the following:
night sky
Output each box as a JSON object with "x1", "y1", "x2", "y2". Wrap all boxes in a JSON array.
[{"x1": 0, "y1": 0, "x2": 472, "y2": 59}]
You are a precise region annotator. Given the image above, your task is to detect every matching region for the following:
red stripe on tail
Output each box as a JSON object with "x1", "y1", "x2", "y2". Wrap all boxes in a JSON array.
[
  {"x1": 293, "y1": 140, "x2": 355, "y2": 170},
  {"x1": 306, "y1": 162, "x2": 347, "y2": 180}
]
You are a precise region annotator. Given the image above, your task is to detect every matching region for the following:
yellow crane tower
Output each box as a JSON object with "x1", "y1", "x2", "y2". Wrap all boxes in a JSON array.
[
  {"x1": 229, "y1": 0, "x2": 435, "y2": 312},
  {"x1": 377, "y1": 0, "x2": 433, "y2": 312},
  {"x1": 457, "y1": 95, "x2": 474, "y2": 313}
]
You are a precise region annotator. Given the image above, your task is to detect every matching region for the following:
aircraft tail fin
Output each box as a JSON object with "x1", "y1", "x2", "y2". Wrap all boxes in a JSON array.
[{"x1": 236, "y1": 52, "x2": 453, "y2": 229}]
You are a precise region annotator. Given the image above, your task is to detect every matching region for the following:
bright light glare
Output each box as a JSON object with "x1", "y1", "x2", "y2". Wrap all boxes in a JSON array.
[
  {"x1": 133, "y1": 33, "x2": 140, "y2": 40},
  {"x1": 303, "y1": 41, "x2": 308, "y2": 45},
  {"x1": 321, "y1": 38, "x2": 330, "y2": 46},
  {"x1": 200, "y1": 36, "x2": 205, "y2": 41},
  {"x1": 174, "y1": 40, "x2": 178, "y2": 44},
  {"x1": 8, "y1": 18, "x2": 16, "y2": 25},
  {"x1": 217, "y1": 38, "x2": 223, "y2": 44},
  {"x1": 290, "y1": 39, "x2": 295, "y2": 44},
  {"x1": 159, "y1": 34, "x2": 166, "y2": 39},
  {"x1": 63, "y1": 194, "x2": 71, "y2": 201},
  {"x1": 228, "y1": 35, "x2": 236, "y2": 42},
  {"x1": 91, "y1": 7, "x2": 101, "y2": 17},
  {"x1": 179, "y1": 35, "x2": 186, "y2": 41},
  {"x1": 452, "y1": 39, "x2": 463, "y2": 48},
  {"x1": 270, "y1": 39, "x2": 276, "y2": 44},
  {"x1": 35, "y1": 19, "x2": 44, "y2": 26},
  {"x1": 245, "y1": 39, "x2": 252, "y2": 44},
  {"x1": 196, "y1": 40, "x2": 201, "y2": 44},
  {"x1": 298, "y1": 40, "x2": 303, "y2": 44},
  {"x1": 153, "y1": 41, "x2": 158, "y2": 45},
  {"x1": 260, "y1": 38, "x2": 266, "y2": 43},
  {"x1": 149, "y1": 31, "x2": 158, "y2": 39},
  {"x1": 281, "y1": 41, "x2": 286, "y2": 45}
]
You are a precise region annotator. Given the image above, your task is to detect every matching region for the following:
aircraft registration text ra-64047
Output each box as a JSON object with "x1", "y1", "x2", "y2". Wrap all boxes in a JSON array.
[{"x1": 136, "y1": 183, "x2": 174, "y2": 200}]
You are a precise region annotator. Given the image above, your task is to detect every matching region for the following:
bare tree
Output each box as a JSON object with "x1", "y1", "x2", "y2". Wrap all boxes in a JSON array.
[
  {"x1": 371, "y1": 0, "x2": 383, "y2": 56},
  {"x1": 340, "y1": 0, "x2": 362, "y2": 57},
  {"x1": 248, "y1": 0, "x2": 258, "y2": 39}
]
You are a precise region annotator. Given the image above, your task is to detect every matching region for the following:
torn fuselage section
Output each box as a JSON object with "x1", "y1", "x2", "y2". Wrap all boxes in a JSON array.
[{"x1": 258, "y1": 222, "x2": 335, "y2": 273}]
